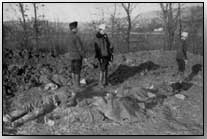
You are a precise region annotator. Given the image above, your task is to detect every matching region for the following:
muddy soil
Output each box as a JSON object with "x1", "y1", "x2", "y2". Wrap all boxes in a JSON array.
[{"x1": 3, "y1": 50, "x2": 203, "y2": 135}]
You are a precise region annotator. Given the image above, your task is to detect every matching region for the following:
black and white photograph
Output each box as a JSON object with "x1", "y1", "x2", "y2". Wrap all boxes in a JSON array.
[{"x1": 2, "y1": 2, "x2": 204, "y2": 135}]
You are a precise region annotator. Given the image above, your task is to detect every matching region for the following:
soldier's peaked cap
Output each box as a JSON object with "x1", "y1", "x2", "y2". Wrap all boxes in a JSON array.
[{"x1": 69, "y1": 21, "x2": 78, "y2": 30}]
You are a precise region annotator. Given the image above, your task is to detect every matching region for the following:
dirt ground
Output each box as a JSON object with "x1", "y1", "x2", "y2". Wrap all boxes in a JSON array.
[{"x1": 3, "y1": 50, "x2": 204, "y2": 135}]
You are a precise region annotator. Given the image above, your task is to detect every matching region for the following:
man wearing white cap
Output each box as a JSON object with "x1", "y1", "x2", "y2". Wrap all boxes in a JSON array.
[
  {"x1": 176, "y1": 31, "x2": 188, "y2": 79},
  {"x1": 94, "y1": 24, "x2": 113, "y2": 88}
]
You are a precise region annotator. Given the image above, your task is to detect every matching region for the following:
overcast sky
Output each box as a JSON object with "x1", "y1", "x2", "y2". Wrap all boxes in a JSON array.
[{"x1": 3, "y1": 3, "x2": 202, "y2": 22}]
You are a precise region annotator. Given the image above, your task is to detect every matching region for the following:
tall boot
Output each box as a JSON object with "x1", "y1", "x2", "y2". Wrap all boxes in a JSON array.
[
  {"x1": 98, "y1": 71, "x2": 104, "y2": 88},
  {"x1": 72, "y1": 73, "x2": 75, "y2": 87},
  {"x1": 68, "y1": 73, "x2": 78, "y2": 106},
  {"x1": 77, "y1": 73, "x2": 81, "y2": 88},
  {"x1": 179, "y1": 71, "x2": 185, "y2": 82},
  {"x1": 74, "y1": 74, "x2": 81, "y2": 89},
  {"x1": 103, "y1": 70, "x2": 108, "y2": 86},
  {"x1": 102, "y1": 71, "x2": 106, "y2": 86}
]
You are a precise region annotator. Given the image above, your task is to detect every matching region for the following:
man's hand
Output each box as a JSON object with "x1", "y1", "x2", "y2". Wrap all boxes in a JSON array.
[
  {"x1": 109, "y1": 47, "x2": 114, "y2": 62},
  {"x1": 83, "y1": 58, "x2": 89, "y2": 66},
  {"x1": 83, "y1": 58, "x2": 97, "y2": 69},
  {"x1": 83, "y1": 58, "x2": 88, "y2": 64},
  {"x1": 94, "y1": 58, "x2": 99, "y2": 65},
  {"x1": 184, "y1": 59, "x2": 188, "y2": 64}
]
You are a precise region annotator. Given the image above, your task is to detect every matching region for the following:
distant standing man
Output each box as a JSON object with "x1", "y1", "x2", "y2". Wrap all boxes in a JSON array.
[
  {"x1": 176, "y1": 32, "x2": 188, "y2": 80},
  {"x1": 68, "y1": 21, "x2": 87, "y2": 90},
  {"x1": 94, "y1": 24, "x2": 113, "y2": 87}
]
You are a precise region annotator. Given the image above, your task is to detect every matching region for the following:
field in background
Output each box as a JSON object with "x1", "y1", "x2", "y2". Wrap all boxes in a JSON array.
[
  {"x1": 3, "y1": 4, "x2": 203, "y2": 56},
  {"x1": 3, "y1": 30, "x2": 203, "y2": 57}
]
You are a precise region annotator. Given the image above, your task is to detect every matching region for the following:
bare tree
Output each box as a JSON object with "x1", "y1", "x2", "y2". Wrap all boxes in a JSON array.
[
  {"x1": 18, "y1": 3, "x2": 28, "y2": 48},
  {"x1": 110, "y1": 3, "x2": 117, "y2": 39},
  {"x1": 121, "y1": 3, "x2": 137, "y2": 52},
  {"x1": 90, "y1": 7, "x2": 105, "y2": 31},
  {"x1": 100, "y1": 8, "x2": 105, "y2": 22},
  {"x1": 33, "y1": 3, "x2": 39, "y2": 49},
  {"x1": 32, "y1": 3, "x2": 45, "y2": 50},
  {"x1": 178, "y1": 3, "x2": 182, "y2": 39},
  {"x1": 188, "y1": 6, "x2": 203, "y2": 54},
  {"x1": 160, "y1": 3, "x2": 181, "y2": 50}
]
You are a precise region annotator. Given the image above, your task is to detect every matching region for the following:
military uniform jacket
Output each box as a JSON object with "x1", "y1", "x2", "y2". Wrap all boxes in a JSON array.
[
  {"x1": 176, "y1": 39, "x2": 187, "y2": 60},
  {"x1": 67, "y1": 32, "x2": 85, "y2": 60},
  {"x1": 94, "y1": 32, "x2": 111, "y2": 59}
]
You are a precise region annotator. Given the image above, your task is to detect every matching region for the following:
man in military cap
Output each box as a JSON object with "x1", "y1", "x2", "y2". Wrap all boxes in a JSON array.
[
  {"x1": 94, "y1": 24, "x2": 113, "y2": 88},
  {"x1": 68, "y1": 21, "x2": 87, "y2": 90},
  {"x1": 176, "y1": 31, "x2": 188, "y2": 80}
]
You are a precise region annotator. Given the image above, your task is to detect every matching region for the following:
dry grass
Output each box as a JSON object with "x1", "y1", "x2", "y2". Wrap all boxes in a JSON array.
[{"x1": 3, "y1": 50, "x2": 203, "y2": 135}]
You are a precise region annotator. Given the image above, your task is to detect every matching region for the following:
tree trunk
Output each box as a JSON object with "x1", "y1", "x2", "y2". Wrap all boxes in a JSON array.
[
  {"x1": 178, "y1": 3, "x2": 182, "y2": 39},
  {"x1": 33, "y1": 3, "x2": 39, "y2": 50},
  {"x1": 111, "y1": 4, "x2": 116, "y2": 40},
  {"x1": 127, "y1": 12, "x2": 131, "y2": 52},
  {"x1": 168, "y1": 30, "x2": 174, "y2": 50},
  {"x1": 168, "y1": 4, "x2": 173, "y2": 50},
  {"x1": 121, "y1": 3, "x2": 133, "y2": 52},
  {"x1": 19, "y1": 3, "x2": 27, "y2": 48},
  {"x1": 160, "y1": 3, "x2": 180, "y2": 51}
]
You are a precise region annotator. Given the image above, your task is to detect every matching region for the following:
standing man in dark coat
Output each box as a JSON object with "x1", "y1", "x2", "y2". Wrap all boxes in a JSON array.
[
  {"x1": 176, "y1": 31, "x2": 188, "y2": 80},
  {"x1": 68, "y1": 21, "x2": 87, "y2": 90},
  {"x1": 94, "y1": 24, "x2": 113, "y2": 88}
]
